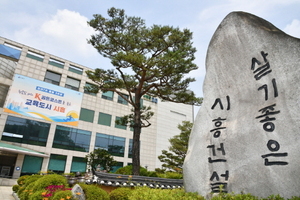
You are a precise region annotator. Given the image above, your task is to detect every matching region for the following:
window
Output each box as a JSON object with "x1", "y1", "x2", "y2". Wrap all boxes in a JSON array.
[
  {"x1": 118, "y1": 94, "x2": 129, "y2": 105},
  {"x1": 79, "y1": 108, "x2": 94, "y2": 123},
  {"x1": 71, "y1": 157, "x2": 86, "y2": 173},
  {"x1": 0, "y1": 43, "x2": 21, "y2": 61},
  {"x1": 115, "y1": 117, "x2": 127, "y2": 130},
  {"x1": 26, "y1": 50, "x2": 44, "y2": 62},
  {"x1": 111, "y1": 162, "x2": 123, "y2": 173},
  {"x1": 44, "y1": 71, "x2": 61, "y2": 85},
  {"x1": 84, "y1": 83, "x2": 97, "y2": 96},
  {"x1": 69, "y1": 65, "x2": 83, "y2": 75},
  {"x1": 95, "y1": 133, "x2": 125, "y2": 157},
  {"x1": 2, "y1": 116, "x2": 50, "y2": 146},
  {"x1": 48, "y1": 154, "x2": 67, "y2": 173},
  {"x1": 65, "y1": 77, "x2": 80, "y2": 91},
  {"x1": 48, "y1": 58, "x2": 64, "y2": 69},
  {"x1": 102, "y1": 91, "x2": 114, "y2": 101},
  {"x1": 21, "y1": 155, "x2": 43, "y2": 176},
  {"x1": 98, "y1": 112, "x2": 112, "y2": 126},
  {"x1": 128, "y1": 139, "x2": 133, "y2": 158},
  {"x1": 52, "y1": 125, "x2": 91, "y2": 152}
]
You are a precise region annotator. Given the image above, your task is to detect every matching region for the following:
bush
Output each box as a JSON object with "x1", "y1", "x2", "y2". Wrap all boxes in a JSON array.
[
  {"x1": 52, "y1": 190, "x2": 74, "y2": 200},
  {"x1": 129, "y1": 187, "x2": 204, "y2": 200},
  {"x1": 115, "y1": 165, "x2": 148, "y2": 176},
  {"x1": 12, "y1": 184, "x2": 19, "y2": 193},
  {"x1": 17, "y1": 175, "x2": 30, "y2": 186},
  {"x1": 110, "y1": 187, "x2": 132, "y2": 200},
  {"x1": 156, "y1": 172, "x2": 183, "y2": 179},
  {"x1": 79, "y1": 183, "x2": 109, "y2": 200},
  {"x1": 17, "y1": 174, "x2": 43, "y2": 197},
  {"x1": 31, "y1": 174, "x2": 68, "y2": 192}
]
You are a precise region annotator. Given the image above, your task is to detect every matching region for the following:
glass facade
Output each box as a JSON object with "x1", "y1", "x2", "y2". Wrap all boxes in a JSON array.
[
  {"x1": 71, "y1": 157, "x2": 86, "y2": 173},
  {"x1": 21, "y1": 155, "x2": 43, "y2": 176},
  {"x1": 98, "y1": 112, "x2": 112, "y2": 126},
  {"x1": 52, "y1": 125, "x2": 91, "y2": 152},
  {"x1": 79, "y1": 108, "x2": 95, "y2": 123},
  {"x1": 48, "y1": 154, "x2": 66, "y2": 173},
  {"x1": 118, "y1": 94, "x2": 129, "y2": 105},
  {"x1": 84, "y1": 82, "x2": 97, "y2": 96},
  {"x1": 44, "y1": 70, "x2": 61, "y2": 85},
  {"x1": 102, "y1": 91, "x2": 114, "y2": 100},
  {"x1": 2, "y1": 116, "x2": 50, "y2": 146},
  {"x1": 65, "y1": 77, "x2": 80, "y2": 91},
  {"x1": 115, "y1": 117, "x2": 127, "y2": 130},
  {"x1": 95, "y1": 133, "x2": 125, "y2": 157}
]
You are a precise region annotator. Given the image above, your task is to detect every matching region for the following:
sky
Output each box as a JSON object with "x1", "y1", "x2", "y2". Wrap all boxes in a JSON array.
[{"x1": 1, "y1": 0, "x2": 300, "y2": 115}]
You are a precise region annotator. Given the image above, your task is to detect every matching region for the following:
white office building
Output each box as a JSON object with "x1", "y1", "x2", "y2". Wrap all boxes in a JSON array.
[{"x1": 0, "y1": 36, "x2": 193, "y2": 178}]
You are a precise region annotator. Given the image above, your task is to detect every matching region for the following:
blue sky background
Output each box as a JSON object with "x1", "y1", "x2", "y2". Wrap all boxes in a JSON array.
[{"x1": 1, "y1": 0, "x2": 299, "y2": 114}]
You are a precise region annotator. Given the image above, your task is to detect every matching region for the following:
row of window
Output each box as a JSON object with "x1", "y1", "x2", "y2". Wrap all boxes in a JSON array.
[
  {"x1": 44, "y1": 70, "x2": 130, "y2": 106},
  {"x1": 21, "y1": 154, "x2": 123, "y2": 176},
  {"x1": 80, "y1": 108, "x2": 128, "y2": 130},
  {"x1": 1, "y1": 116, "x2": 133, "y2": 158},
  {"x1": 24, "y1": 48, "x2": 84, "y2": 75}
]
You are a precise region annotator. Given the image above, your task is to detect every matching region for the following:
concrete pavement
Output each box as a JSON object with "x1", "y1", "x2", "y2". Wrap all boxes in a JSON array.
[{"x1": 0, "y1": 186, "x2": 15, "y2": 200}]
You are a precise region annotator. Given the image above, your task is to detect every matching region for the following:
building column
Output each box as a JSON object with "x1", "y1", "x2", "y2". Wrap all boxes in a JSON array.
[{"x1": 12, "y1": 154, "x2": 24, "y2": 179}]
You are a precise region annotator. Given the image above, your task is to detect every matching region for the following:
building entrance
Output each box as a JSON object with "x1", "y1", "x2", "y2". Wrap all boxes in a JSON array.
[{"x1": 0, "y1": 151, "x2": 17, "y2": 178}]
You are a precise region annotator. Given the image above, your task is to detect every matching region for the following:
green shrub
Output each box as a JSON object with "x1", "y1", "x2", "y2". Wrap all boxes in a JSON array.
[
  {"x1": 52, "y1": 190, "x2": 74, "y2": 200},
  {"x1": 110, "y1": 187, "x2": 132, "y2": 200},
  {"x1": 12, "y1": 184, "x2": 19, "y2": 193},
  {"x1": 19, "y1": 182, "x2": 36, "y2": 200},
  {"x1": 79, "y1": 183, "x2": 109, "y2": 200},
  {"x1": 17, "y1": 175, "x2": 30, "y2": 186},
  {"x1": 156, "y1": 172, "x2": 183, "y2": 179},
  {"x1": 146, "y1": 171, "x2": 158, "y2": 177},
  {"x1": 17, "y1": 174, "x2": 43, "y2": 198},
  {"x1": 29, "y1": 190, "x2": 47, "y2": 200},
  {"x1": 129, "y1": 187, "x2": 204, "y2": 200},
  {"x1": 31, "y1": 174, "x2": 68, "y2": 192},
  {"x1": 115, "y1": 165, "x2": 148, "y2": 176}
]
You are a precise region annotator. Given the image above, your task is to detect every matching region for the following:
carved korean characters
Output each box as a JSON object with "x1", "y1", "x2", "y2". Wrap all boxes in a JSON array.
[{"x1": 183, "y1": 12, "x2": 300, "y2": 199}]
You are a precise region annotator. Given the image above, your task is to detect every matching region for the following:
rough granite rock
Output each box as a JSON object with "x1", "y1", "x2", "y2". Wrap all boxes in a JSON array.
[{"x1": 183, "y1": 11, "x2": 300, "y2": 199}]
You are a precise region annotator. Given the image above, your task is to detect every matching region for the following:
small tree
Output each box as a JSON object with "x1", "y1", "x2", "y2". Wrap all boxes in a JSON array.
[
  {"x1": 158, "y1": 121, "x2": 192, "y2": 173},
  {"x1": 86, "y1": 7, "x2": 201, "y2": 175},
  {"x1": 85, "y1": 148, "x2": 117, "y2": 173}
]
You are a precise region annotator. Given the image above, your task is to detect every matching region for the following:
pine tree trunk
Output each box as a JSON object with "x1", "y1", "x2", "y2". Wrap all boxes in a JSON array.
[{"x1": 132, "y1": 97, "x2": 141, "y2": 175}]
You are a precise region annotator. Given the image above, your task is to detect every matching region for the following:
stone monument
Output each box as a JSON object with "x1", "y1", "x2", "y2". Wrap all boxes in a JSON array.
[{"x1": 183, "y1": 11, "x2": 300, "y2": 199}]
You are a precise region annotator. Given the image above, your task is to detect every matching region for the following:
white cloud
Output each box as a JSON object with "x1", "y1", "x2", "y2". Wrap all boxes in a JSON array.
[
  {"x1": 283, "y1": 19, "x2": 300, "y2": 38},
  {"x1": 40, "y1": 9, "x2": 96, "y2": 57}
]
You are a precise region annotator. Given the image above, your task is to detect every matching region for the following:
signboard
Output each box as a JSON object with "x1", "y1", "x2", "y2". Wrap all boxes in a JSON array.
[{"x1": 4, "y1": 74, "x2": 83, "y2": 126}]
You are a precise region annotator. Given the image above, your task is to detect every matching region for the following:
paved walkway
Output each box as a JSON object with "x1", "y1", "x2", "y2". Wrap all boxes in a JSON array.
[{"x1": 0, "y1": 186, "x2": 15, "y2": 200}]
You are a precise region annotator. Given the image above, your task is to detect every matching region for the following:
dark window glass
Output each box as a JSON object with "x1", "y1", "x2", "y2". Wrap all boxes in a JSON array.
[
  {"x1": 101, "y1": 91, "x2": 114, "y2": 101},
  {"x1": 79, "y1": 108, "x2": 94, "y2": 123},
  {"x1": 98, "y1": 112, "x2": 111, "y2": 126},
  {"x1": 65, "y1": 77, "x2": 80, "y2": 91},
  {"x1": 48, "y1": 58, "x2": 64, "y2": 69},
  {"x1": 44, "y1": 71, "x2": 61, "y2": 85},
  {"x1": 2, "y1": 116, "x2": 50, "y2": 146},
  {"x1": 48, "y1": 154, "x2": 66, "y2": 173},
  {"x1": 110, "y1": 162, "x2": 123, "y2": 173},
  {"x1": 71, "y1": 157, "x2": 86, "y2": 173},
  {"x1": 21, "y1": 155, "x2": 43, "y2": 176},
  {"x1": 69, "y1": 65, "x2": 83, "y2": 75},
  {"x1": 128, "y1": 139, "x2": 133, "y2": 158},
  {"x1": 95, "y1": 133, "x2": 125, "y2": 157},
  {"x1": 26, "y1": 51, "x2": 44, "y2": 62},
  {"x1": 115, "y1": 117, "x2": 127, "y2": 130},
  {"x1": 52, "y1": 125, "x2": 91, "y2": 152},
  {"x1": 84, "y1": 83, "x2": 97, "y2": 96},
  {"x1": 118, "y1": 94, "x2": 129, "y2": 105}
]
